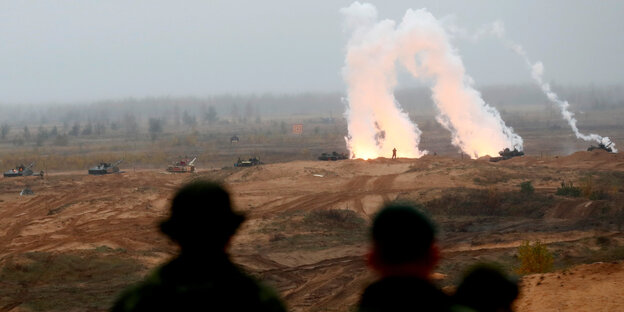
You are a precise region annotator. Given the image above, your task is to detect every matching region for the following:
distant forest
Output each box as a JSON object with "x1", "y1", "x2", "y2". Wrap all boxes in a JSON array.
[{"x1": 1, "y1": 84, "x2": 622, "y2": 126}]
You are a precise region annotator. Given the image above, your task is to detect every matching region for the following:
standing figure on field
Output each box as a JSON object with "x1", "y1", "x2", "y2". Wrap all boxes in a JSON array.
[{"x1": 392, "y1": 148, "x2": 397, "y2": 159}]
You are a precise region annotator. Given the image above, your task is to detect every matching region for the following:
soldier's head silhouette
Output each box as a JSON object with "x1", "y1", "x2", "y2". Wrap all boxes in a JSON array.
[
  {"x1": 454, "y1": 264, "x2": 519, "y2": 312},
  {"x1": 368, "y1": 201, "x2": 439, "y2": 277},
  {"x1": 160, "y1": 180, "x2": 245, "y2": 254}
]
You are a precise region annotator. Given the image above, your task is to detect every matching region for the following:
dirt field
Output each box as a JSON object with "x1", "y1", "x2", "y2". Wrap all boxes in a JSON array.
[{"x1": 1, "y1": 150, "x2": 623, "y2": 311}]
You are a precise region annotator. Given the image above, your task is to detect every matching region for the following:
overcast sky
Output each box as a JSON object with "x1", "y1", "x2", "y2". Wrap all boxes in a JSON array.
[{"x1": 1, "y1": 0, "x2": 623, "y2": 104}]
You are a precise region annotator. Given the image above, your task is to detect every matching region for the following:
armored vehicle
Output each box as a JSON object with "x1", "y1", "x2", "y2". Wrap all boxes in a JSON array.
[
  {"x1": 489, "y1": 148, "x2": 525, "y2": 162},
  {"x1": 318, "y1": 151, "x2": 349, "y2": 161},
  {"x1": 167, "y1": 157, "x2": 196, "y2": 173},
  {"x1": 4, "y1": 162, "x2": 38, "y2": 177},
  {"x1": 587, "y1": 142, "x2": 613, "y2": 153},
  {"x1": 88, "y1": 159, "x2": 123, "y2": 175},
  {"x1": 234, "y1": 157, "x2": 262, "y2": 167}
]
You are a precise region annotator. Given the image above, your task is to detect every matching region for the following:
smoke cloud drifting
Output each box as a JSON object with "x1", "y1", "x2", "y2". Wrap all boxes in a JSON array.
[
  {"x1": 486, "y1": 21, "x2": 618, "y2": 152},
  {"x1": 341, "y1": 2, "x2": 523, "y2": 159}
]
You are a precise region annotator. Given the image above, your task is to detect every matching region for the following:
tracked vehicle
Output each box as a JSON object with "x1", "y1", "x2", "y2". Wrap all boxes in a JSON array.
[
  {"x1": 587, "y1": 142, "x2": 614, "y2": 153},
  {"x1": 4, "y1": 162, "x2": 39, "y2": 177},
  {"x1": 234, "y1": 157, "x2": 262, "y2": 167},
  {"x1": 318, "y1": 151, "x2": 348, "y2": 161},
  {"x1": 489, "y1": 148, "x2": 525, "y2": 162},
  {"x1": 167, "y1": 157, "x2": 196, "y2": 173},
  {"x1": 88, "y1": 159, "x2": 123, "y2": 175}
]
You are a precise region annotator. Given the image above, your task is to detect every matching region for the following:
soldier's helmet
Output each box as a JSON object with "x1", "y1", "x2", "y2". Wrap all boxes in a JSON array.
[{"x1": 160, "y1": 181, "x2": 245, "y2": 250}]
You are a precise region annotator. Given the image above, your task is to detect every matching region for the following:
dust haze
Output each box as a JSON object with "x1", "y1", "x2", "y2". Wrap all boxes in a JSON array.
[{"x1": 1, "y1": 1, "x2": 624, "y2": 312}]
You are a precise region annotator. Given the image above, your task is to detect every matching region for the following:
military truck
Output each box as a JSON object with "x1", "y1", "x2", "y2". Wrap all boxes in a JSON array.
[
  {"x1": 318, "y1": 151, "x2": 349, "y2": 161},
  {"x1": 587, "y1": 142, "x2": 614, "y2": 153},
  {"x1": 234, "y1": 157, "x2": 262, "y2": 167},
  {"x1": 4, "y1": 162, "x2": 40, "y2": 177},
  {"x1": 167, "y1": 157, "x2": 196, "y2": 173},
  {"x1": 489, "y1": 148, "x2": 525, "y2": 162},
  {"x1": 88, "y1": 159, "x2": 123, "y2": 175}
]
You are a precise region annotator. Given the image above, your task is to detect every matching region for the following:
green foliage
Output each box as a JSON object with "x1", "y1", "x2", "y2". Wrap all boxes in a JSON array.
[
  {"x1": 556, "y1": 181, "x2": 581, "y2": 197},
  {"x1": 516, "y1": 240, "x2": 553, "y2": 274},
  {"x1": 519, "y1": 181, "x2": 534, "y2": 194}
]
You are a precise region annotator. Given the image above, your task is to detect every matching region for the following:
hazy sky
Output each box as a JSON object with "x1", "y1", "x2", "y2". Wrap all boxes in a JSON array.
[{"x1": 1, "y1": 0, "x2": 623, "y2": 104}]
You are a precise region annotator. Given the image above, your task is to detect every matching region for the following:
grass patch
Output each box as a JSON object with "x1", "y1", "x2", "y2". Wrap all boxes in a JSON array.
[
  {"x1": 302, "y1": 209, "x2": 366, "y2": 230},
  {"x1": 0, "y1": 251, "x2": 146, "y2": 311},
  {"x1": 516, "y1": 240, "x2": 554, "y2": 274},
  {"x1": 423, "y1": 188, "x2": 555, "y2": 218},
  {"x1": 556, "y1": 181, "x2": 581, "y2": 197},
  {"x1": 258, "y1": 209, "x2": 367, "y2": 252}
]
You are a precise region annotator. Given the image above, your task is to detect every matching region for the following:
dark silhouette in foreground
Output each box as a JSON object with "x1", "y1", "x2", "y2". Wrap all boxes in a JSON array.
[
  {"x1": 112, "y1": 181, "x2": 286, "y2": 312},
  {"x1": 358, "y1": 202, "x2": 451, "y2": 312},
  {"x1": 453, "y1": 264, "x2": 519, "y2": 312}
]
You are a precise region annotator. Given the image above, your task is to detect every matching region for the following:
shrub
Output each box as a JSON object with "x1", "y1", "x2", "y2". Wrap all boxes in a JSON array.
[
  {"x1": 519, "y1": 181, "x2": 534, "y2": 194},
  {"x1": 580, "y1": 175, "x2": 609, "y2": 200},
  {"x1": 303, "y1": 209, "x2": 365, "y2": 230},
  {"x1": 516, "y1": 240, "x2": 553, "y2": 274},
  {"x1": 556, "y1": 181, "x2": 581, "y2": 197}
]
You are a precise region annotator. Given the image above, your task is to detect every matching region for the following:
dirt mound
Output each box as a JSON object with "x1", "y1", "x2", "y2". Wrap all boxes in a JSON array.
[
  {"x1": 546, "y1": 198, "x2": 603, "y2": 220},
  {"x1": 516, "y1": 261, "x2": 624, "y2": 312},
  {"x1": 564, "y1": 150, "x2": 620, "y2": 162}
]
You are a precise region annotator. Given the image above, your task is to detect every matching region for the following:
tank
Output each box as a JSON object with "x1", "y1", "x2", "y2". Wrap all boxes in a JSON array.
[
  {"x1": 489, "y1": 148, "x2": 525, "y2": 162},
  {"x1": 318, "y1": 151, "x2": 349, "y2": 161},
  {"x1": 88, "y1": 159, "x2": 123, "y2": 175},
  {"x1": 587, "y1": 142, "x2": 613, "y2": 153},
  {"x1": 234, "y1": 156, "x2": 263, "y2": 167},
  {"x1": 4, "y1": 162, "x2": 37, "y2": 177},
  {"x1": 167, "y1": 157, "x2": 196, "y2": 173}
]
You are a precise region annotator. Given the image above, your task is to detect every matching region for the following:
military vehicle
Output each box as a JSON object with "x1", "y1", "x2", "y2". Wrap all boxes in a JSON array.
[
  {"x1": 587, "y1": 142, "x2": 614, "y2": 153},
  {"x1": 489, "y1": 148, "x2": 525, "y2": 162},
  {"x1": 234, "y1": 157, "x2": 262, "y2": 167},
  {"x1": 4, "y1": 162, "x2": 40, "y2": 177},
  {"x1": 88, "y1": 159, "x2": 123, "y2": 175},
  {"x1": 230, "y1": 135, "x2": 239, "y2": 143},
  {"x1": 167, "y1": 157, "x2": 197, "y2": 173},
  {"x1": 318, "y1": 151, "x2": 349, "y2": 161}
]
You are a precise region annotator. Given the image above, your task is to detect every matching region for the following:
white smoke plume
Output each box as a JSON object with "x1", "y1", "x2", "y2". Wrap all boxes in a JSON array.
[
  {"x1": 341, "y1": 2, "x2": 523, "y2": 159},
  {"x1": 484, "y1": 21, "x2": 617, "y2": 152}
]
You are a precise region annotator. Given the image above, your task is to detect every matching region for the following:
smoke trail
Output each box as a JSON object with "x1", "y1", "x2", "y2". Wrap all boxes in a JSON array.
[
  {"x1": 485, "y1": 21, "x2": 617, "y2": 152},
  {"x1": 341, "y1": 2, "x2": 522, "y2": 159},
  {"x1": 341, "y1": 2, "x2": 426, "y2": 159}
]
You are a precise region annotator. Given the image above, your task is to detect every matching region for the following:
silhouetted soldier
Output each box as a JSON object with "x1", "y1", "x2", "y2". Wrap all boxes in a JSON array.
[
  {"x1": 452, "y1": 264, "x2": 519, "y2": 312},
  {"x1": 358, "y1": 202, "x2": 451, "y2": 312},
  {"x1": 392, "y1": 148, "x2": 397, "y2": 159},
  {"x1": 112, "y1": 181, "x2": 286, "y2": 312}
]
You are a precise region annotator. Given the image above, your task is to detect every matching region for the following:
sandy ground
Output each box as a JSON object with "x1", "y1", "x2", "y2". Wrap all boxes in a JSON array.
[
  {"x1": 0, "y1": 151, "x2": 623, "y2": 311},
  {"x1": 516, "y1": 261, "x2": 624, "y2": 312}
]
